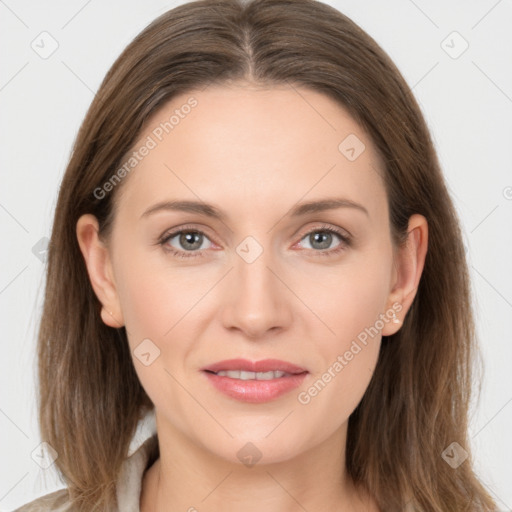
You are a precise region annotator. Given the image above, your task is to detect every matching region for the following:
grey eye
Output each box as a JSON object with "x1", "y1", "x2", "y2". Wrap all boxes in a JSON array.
[
  {"x1": 167, "y1": 231, "x2": 211, "y2": 251},
  {"x1": 300, "y1": 231, "x2": 342, "y2": 251}
]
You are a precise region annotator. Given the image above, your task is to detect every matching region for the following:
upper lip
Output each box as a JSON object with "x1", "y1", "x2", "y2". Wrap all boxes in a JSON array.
[{"x1": 202, "y1": 358, "x2": 308, "y2": 374}]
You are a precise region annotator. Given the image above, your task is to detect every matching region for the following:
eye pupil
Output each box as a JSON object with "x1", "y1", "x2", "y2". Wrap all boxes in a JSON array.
[{"x1": 310, "y1": 232, "x2": 332, "y2": 250}]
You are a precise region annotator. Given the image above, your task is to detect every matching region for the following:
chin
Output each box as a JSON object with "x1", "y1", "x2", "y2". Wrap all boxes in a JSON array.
[{"x1": 199, "y1": 429, "x2": 310, "y2": 468}]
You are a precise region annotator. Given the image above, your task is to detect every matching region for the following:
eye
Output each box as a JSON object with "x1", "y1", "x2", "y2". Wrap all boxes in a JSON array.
[
  {"x1": 158, "y1": 223, "x2": 351, "y2": 259},
  {"x1": 296, "y1": 224, "x2": 351, "y2": 256},
  {"x1": 159, "y1": 227, "x2": 213, "y2": 259}
]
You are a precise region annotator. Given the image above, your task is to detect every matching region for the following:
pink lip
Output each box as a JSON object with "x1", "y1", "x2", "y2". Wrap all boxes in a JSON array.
[
  {"x1": 201, "y1": 358, "x2": 308, "y2": 403},
  {"x1": 201, "y1": 358, "x2": 307, "y2": 374}
]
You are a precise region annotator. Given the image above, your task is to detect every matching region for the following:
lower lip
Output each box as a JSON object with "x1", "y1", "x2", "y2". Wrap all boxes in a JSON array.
[{"x1": 202, "y1": 371, "x2": 308, "y2": 403}]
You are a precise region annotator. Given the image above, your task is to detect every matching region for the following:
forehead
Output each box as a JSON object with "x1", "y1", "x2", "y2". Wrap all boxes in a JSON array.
[{"x1": 114, "y1": 83, "x2": 387, "y2": 224}]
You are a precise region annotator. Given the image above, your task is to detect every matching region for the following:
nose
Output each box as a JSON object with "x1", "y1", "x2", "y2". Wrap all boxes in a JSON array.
[{"x1": 220, "y1": 247, "x2": 293, "y2": 339}]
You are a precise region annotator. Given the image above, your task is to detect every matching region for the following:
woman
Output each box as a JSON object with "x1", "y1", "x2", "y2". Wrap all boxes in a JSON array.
[{"x1": 15, "y1": 0, "x2": 497, "y2": 510}]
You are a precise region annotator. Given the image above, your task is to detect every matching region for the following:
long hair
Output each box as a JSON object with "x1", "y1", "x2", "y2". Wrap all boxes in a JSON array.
[{"x1": 37, "y1": 0, "x2": 496, "y2": 509}]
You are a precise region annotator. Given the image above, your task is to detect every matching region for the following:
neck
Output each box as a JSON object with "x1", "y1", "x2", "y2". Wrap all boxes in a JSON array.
[{"x1": 140, "y1": 418, "x2": 378, "y2": 512}]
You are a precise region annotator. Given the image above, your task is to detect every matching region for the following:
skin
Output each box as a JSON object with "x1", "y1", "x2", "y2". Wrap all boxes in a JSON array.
[{"x1": 76, "y1": 81, "x2": 428, "y2": 512}]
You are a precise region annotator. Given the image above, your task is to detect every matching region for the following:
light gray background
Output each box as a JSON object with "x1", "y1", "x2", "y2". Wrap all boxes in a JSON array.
[{"x1": 1, "y1": 0, "x2": 511, "y2": 510}]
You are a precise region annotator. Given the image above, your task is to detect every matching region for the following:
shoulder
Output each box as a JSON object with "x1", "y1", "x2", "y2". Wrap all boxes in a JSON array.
[
  {"x1": 12, "y1": 433, "x2": 159, "y2": 512},
  {"x1": 12, "y1": 488, "x2": 74, "y2": 511}
]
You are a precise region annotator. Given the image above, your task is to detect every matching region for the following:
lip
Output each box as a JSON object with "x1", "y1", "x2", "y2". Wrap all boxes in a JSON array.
[
  {"x1": 201, "y1": 359, "x2": 308, "y2": 403},
  {"x1": 201, "y1": 358, "x2": 307, "y2": 374}
]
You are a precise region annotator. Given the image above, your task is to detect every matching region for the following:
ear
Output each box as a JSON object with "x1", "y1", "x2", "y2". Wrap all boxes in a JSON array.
[
  {"x1": 381, "y1": 213, "x2": 428, "y2": 336},
  {"x1": 76, "y1": 214, "x2": 124, "y2": 328}
]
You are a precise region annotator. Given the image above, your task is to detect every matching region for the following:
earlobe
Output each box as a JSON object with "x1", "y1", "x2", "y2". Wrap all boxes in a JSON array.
[
  {"x1": 100, "y1": 307, "x2": 124, "y2": 329},
  {"x1": 76, "y1": 214, "x2": 124, "y2": 328},
  {"x1": 382, "y1": 214, "x2": 428, "y2": 337}
]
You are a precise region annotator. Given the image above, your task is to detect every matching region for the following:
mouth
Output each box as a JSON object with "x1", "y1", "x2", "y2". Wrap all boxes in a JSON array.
[
  {"x1": 201, "y1": 358, "x2": 308, "y2": 375},
  {"x1": 201, "y1": 359, "x2": 308, "y2": 403}
]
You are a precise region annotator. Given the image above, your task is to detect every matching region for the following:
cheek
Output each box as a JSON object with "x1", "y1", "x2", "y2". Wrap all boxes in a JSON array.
[
  {"x1": 305, "y1": 252, "x2": 393, "y2": 348},
  {"x1": 117, "y1": 272, "x2": 170, "y2": 343},
  {"x1": 114, "y1": 259, "x2": 197, "y2": 418},
  {"x1": 296, "y1": 281, "x2": 385, "y2": 443},
  {"x1": 114, "y1": 249, "x2": 205, "y2": 344},
  {"x1": 297, "y1": 250, "x2": 391, "y2": 412},
  {"x1": 296, "y1": 339, "x2": 379, "y2": 451},
  {"x1": 114, "y1": 254, "x2": 211, "y2": 398}
]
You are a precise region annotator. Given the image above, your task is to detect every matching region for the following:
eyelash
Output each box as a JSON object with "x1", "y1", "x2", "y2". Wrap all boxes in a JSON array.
[{"x1": 157, "y1": 223, "x2": 351, "y2": 259}]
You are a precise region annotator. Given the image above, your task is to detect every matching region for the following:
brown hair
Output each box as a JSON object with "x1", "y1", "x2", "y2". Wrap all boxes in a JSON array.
[{"x1": 37, "y1": 0, "x2": 496, "y2": 510}]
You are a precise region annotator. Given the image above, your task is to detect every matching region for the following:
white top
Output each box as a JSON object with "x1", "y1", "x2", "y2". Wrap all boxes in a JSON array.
[{"x1": 12, "y1": 434, "x2": 159, "y2": 512}]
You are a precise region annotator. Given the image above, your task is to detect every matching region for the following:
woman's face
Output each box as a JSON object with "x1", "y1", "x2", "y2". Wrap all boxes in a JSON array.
[{"x1": 80, "y1": 82, "x2": 417, "y2": 465}]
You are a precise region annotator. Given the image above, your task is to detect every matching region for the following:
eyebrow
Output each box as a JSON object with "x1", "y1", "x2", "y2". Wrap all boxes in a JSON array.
[{"x1": 140, "y1": 197, "x2": 369, "y2": 221}]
